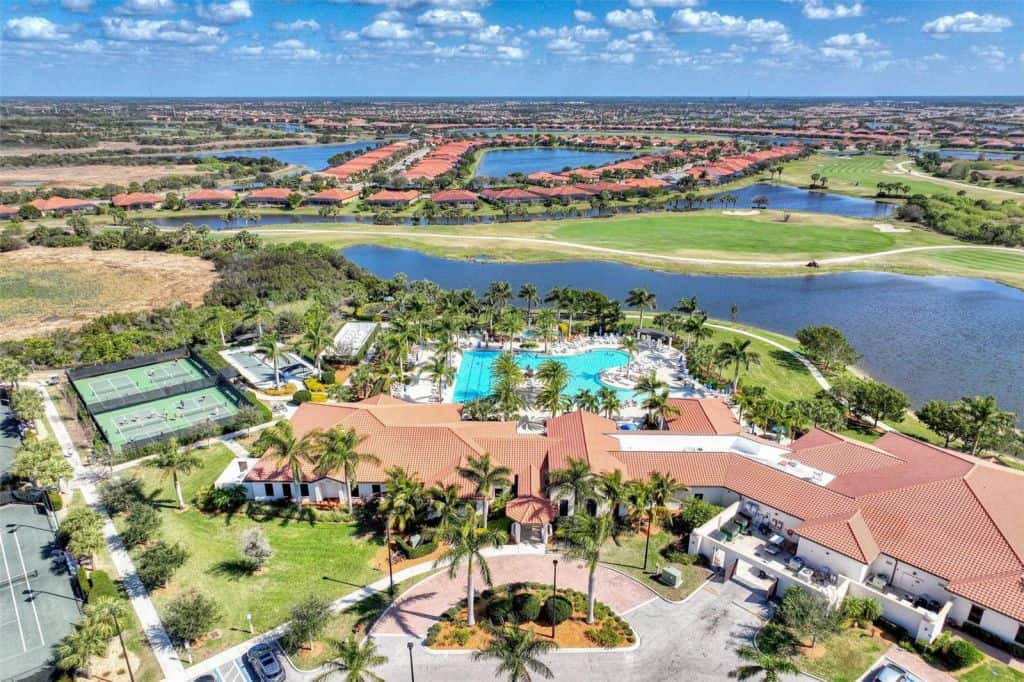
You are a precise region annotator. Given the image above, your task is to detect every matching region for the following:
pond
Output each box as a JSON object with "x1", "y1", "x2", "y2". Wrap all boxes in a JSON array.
[
  {"x1": 344, "y1": 246, "x2": 1024, "y2": 421},
  {"x1": 475, "y1": 147, "x2": 636, "y2": 178},
  {"x1": 708, "y1": 183, "x2": 895, "y2": 219},
  {"x1": 931, "y1": 150, "x2": 1021, "y2": 161},
  {"x1": 197, "y1": 141, "x2": 381, "y2": 171}
]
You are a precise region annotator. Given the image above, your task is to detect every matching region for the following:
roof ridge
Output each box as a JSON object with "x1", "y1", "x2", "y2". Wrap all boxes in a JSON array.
[
  {"x1": 961, "y1": 465, "x2": 1024, "y2": 568},
  {"x1": 946, "y1": 567, "x2": 1024, "y2": 587}
]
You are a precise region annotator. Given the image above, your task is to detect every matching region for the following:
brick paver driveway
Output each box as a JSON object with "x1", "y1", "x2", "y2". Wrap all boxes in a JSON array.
[{"x1": 373, "y1": 553, "x2": 655, "y2": 637}]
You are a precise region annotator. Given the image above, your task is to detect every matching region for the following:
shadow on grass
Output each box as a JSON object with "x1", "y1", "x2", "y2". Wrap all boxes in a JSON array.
[
  {"x1": 768, "y1": 348, "x2": 808, "y2": 375},
  {"x1": 209, "y1": 558, "x2": 257, "y2": 581}
]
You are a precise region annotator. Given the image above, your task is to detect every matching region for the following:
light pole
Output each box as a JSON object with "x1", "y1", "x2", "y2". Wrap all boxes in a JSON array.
[
  {"x1": 386, "y1": 516, "x2": 395, "y2": 597},
  {"x1": 407, "y1": 641, "x2": 415, "y2": 682},
  {"x1": 111, "y1": 607, "x2": 135, "y2": 682},
  {"x1": 642, "y1": 499, "x2": 653, "y2": 572},
  {"x1": 246, "y1": 612, "x2": 253, "y2": 634},
  {"x1": 550, "y1": 559, "x2": 558, "y2": 640}
]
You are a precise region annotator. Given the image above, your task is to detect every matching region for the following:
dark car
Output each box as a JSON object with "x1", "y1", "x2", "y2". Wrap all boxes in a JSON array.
[{"x1": 246, "y1": 643, "x2": 286, "y2": 682}]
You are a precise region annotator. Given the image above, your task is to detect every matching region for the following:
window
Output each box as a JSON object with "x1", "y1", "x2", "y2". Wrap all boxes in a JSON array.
[
  {"x1": 1016, "y1": 625, "x2": 1024, "y2": 646},
  {"x1": 371, "y1": 484, "x2": 382, "y2": 496},
  {"x1": 282, "y1": 483, "x2": 292, "y2": 498},
  {"x1": 494, "y1": 488, "x2": 503, "y2": 498},
  {"x1": 693, "y1": 493, "x2": 704, "y2": 500},
  {"x1": 968, "y1": 605, "x2": 984, "y2": 625},
  {"x1": 299, "y1": 483, "x2": 309, "y2": 497},
  {"x1": 264, "y1": 483, "x2": 274, "y2": 496}
]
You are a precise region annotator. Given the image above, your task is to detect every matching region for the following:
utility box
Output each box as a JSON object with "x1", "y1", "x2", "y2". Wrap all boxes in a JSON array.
[{"x1": 660, "y1": 566, "x2": 682, "y2": 588}]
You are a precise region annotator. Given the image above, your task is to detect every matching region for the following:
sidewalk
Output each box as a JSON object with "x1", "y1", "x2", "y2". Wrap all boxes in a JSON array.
[{"x1": 33, "y1": 383, "x2": 187, "y2": 681}]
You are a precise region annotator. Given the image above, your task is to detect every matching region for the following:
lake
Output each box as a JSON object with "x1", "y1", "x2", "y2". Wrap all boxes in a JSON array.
[
  {"x1": 933, "y1": 149, "x2": 1021, "y2": 161},
  {"x1": 344, "y1": 245, "x2": 1024, "y2": 421},
  {"x1": 475, "y1": 148, "x2": 636, "y2": 178},
  {"x1": 709, "y1": 183, "x2": 895, "y2": 219},
  {"x1": 198, "y1": 141, "x2": 380, "y2": 171}
]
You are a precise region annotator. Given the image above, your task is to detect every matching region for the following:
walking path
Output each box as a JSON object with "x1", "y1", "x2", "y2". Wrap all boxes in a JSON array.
[
  {"x1": 250, "y1": 227, "x2": 1024, "y2": 269},
  {"x1": 31, "y1": 383, "x2": 187, "y2": 680},
  {"x1": 893, "y1": 160, "x2": 1024, "y2": 198}
]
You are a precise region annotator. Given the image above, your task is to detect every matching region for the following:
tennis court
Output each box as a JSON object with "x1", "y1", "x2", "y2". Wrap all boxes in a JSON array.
[
  {"x1": 0, "y1": 503, "x2": 80, "y2": 681},
  {"x1": 225, "y1": 348, "x2": 315, "y2": 387},
  {"x1": 73, "y1": 358, "x2": 209, "y2": 408},
  {"x1": 92, "y1": 385, "x2": 243, "y2": 452}
]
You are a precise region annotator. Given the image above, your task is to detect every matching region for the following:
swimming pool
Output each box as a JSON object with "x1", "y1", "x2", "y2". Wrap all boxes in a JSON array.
[{"x1": 452, "y1": 349, "x2": 630, "y2": 403}]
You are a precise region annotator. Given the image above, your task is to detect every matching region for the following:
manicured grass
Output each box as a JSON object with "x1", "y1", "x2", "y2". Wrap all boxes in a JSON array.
[
  {"x1": 958, "y1": 662, "x2": 1024, "y2": 682},
  {"x1": 928, "y1": 249, "x2": 1024, "y2": 273},
  {"x1": 600, "y1": 531, "x2": 711, "y2": 602},
  {"x1": 797, "y1": 628, "x2": 888, "y2": 682},
  {"x1": 705, "y1": 326, "x2": 822, "y2": 403},
  {"x1": 119, "y1": 444, "x2": 384, "y2": 661},
  {"x1": 551, "y1": 212, "x2": 919, "y2": 258}
]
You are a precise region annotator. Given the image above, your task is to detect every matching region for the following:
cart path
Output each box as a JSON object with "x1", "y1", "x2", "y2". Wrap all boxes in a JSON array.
[{"x1": 892, "y1": 160, "x2": 1024, "y2": 198}]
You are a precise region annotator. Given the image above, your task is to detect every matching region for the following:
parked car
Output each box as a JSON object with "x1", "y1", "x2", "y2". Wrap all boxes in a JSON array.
[
  {"x1": 871, "y1": 663, "x2": 920, "y2": 682},
  {"x1": 246, "y1": 643, "x2": 285, "y2": 682}
]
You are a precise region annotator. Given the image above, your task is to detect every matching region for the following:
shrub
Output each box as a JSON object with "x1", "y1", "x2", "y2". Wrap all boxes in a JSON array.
[
  {"x1": 47, "y1": 490, "x2": 64, "y2": 511},
  {"x1": 136, "y1": 541, "x2": 188, "y2": 589},
  {"x1": 242, "y1": 390, "x2": 273, "y2": 423},
  {"x1": 304, "y1": 377, "x2": 326, "y2": 392},
  {"x1": 513, "y1": 592, "x2": 541, "y2": 622},
  {"x1": 939, "y1": 638, "x2": 984, "y2": 670},
  {"x1": 292, "y1": 389, "x2": 311, "y2": 405},
  {"x1": 488, "y1": 597, "x2": 515, "y2": 625},
  {"x1": 676, "y1": 498, "x2": 723, "y2": 533},
  {"x1": 240, "y1": 527, "x2": 273, "y2": 570},
  {"x1": 839, "y1": 596, "x2": 883, "y2": 628},
  {"x1": 960, "y1": 621, "x2": 1024, "y2": 659},
  {"x1": 666, "y1": 550, "x2": 698, "y2": 566},
  {"x1": 586, "y1": 619, "x2": 624, "y2": 648},
  {"x1": 395, "y1": 537, "x2": 436, "y2": 560},
  {"x1": 86, "y1": 570, "x2": 118, "y2": 602},
  {"x1": 320, "y1": 368, "x2": 336, "y2": 385},
  {"x1": 195, "y1": 484, "x2": 248, "y2": 513},
  {"x1": 121, "y1": 503, "x2": 161, "y2": 548},
  {"x1": 75, "y1": 566, "x2": 90, "y2": 600},
  {"x1": 163, "y1": 591, "x2": 221, "y2": 644},
  {"x1": 97, "y1": 476, "x2": 144, "y2": 514},
  {"x1": 541, "y1": 595, "x2": 573, "y2": 625},
  {"x1": 449, "y1": 626, "x2": 471, "y2": 646},
  {"x1": 281, "y1": 595, "x2": 331, "y2": 653}
]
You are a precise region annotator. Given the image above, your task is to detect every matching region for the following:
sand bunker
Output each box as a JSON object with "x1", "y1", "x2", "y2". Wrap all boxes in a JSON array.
[
  {"x1": 873, "y1": 223, "x2": 910, "y2": 233},
  {"x1": 722, "y1": 209, "x2": 761, "y2": 216}
]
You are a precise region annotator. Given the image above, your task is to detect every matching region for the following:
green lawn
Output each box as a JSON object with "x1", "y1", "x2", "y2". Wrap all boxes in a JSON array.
[
  {"x1": 958, "y1": 662, "x2": 1024, "y2": 682},
  {"x1": 550, "y1": 212, "x2": 929, "y2": 258},
  {"x1": 599, "y1": 531, "x2": 711, "y2": 602},
  {"x1": 797, "y1": 628, "x2": 888, "y2": 682},
  {"x1": 120, "y1": 444, "x2": 384, "y2": 661},
  {"x1": 706, "y1": 326, "x2": 822, "y2": 403},
  {"x1": 928, "y1": 249, "x2": 1024, "y2": 274}
]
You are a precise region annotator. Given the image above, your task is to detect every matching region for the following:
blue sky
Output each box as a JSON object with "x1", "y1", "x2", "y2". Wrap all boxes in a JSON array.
[{"x1": 1, "y1": 0, "x2": 1022, "y2": 96}]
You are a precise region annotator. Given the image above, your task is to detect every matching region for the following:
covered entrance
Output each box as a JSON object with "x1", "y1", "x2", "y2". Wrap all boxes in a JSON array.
[{"x1": 506, "y1": 496, "x2": 557, "y2": 545}]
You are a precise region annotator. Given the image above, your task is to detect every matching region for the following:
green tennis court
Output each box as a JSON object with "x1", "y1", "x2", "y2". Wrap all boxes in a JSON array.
[
  {"x1": 0, "y1": 503, "x2": 81, "y2": 681},
  {"x1": 73, "y1": 358, "x2": 208, "y2": 408},
  {"x1": 92, "y1": 386, "x2": 243, "y2": 451}
]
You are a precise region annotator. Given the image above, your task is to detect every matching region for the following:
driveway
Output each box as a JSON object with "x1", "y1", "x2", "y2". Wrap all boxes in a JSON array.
[
  {"x1": 373, "y1": 554, "x2": 654, "y2": 637},
  {"x1": 371, "y1": 576, "x2": 817, "y2": 682}
]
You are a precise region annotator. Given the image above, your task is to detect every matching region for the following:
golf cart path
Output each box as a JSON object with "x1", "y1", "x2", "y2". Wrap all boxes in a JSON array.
[{"x1": 892, "y1": 160, "x2": 1024, "y2": 198}]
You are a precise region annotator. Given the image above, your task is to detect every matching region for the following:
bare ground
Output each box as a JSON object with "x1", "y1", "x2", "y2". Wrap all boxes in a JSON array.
[
  {"x1": 0, "y1": 164, "x2": 208, "y2": 190},
  {"x1": 0, "y1": 247, "x2": 218, "y2": 341}
]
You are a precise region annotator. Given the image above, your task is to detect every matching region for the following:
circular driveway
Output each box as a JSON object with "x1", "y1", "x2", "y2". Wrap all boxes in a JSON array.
[{"x1": 373, "y1": 553, "x2": 655, "y2": 637}]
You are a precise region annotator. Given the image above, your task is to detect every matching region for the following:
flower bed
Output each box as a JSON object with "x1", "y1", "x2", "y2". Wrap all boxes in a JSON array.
[{"x1": 424, "y1": 582, "x2": 635, "y2": 650}]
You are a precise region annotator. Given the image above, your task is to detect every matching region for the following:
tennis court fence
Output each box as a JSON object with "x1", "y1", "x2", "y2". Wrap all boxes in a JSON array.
[
  {"x1": 121, "y1": 413, "x2": 239, "y2": 452},
  {"x1": 66, "y1": 347, "x2": 189, "y2": 381},
  {"x1": 87, "y1": 375, "x2": 221, "y2": 414}
]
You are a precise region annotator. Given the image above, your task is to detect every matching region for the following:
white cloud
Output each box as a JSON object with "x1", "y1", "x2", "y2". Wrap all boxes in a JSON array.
[
  {"x1": 4, "y1": 16, "x2": 70, "y2": 41},
  {"x1": 67, "y1": 39, "x2": 102, "y2": 52},
  {"x1": 234, "y1": 44, "x2": 264, "y2": 55},
  {"x1": 601, "y1": 51, "x2": 635, "y2": 63},
  {"x1": 196, "y1": 0, "x2": 252, "y2": 24},
  {"x1": 270, "y1": 38, "x2": 320, "y2": 60},
  {"x1": 417, "y1": 9, "x2": 485, "y2": 29},
  {"x1": 669, "y1": 9, "x2": 789, "y2": 42},
  {"x1": 472, "y1": 24, "x2": 518, "y2": 44},
  {"x1": 923, "y1": 11, "x2": 1011, "y2": 36},
  {"x1": 627, "y1": 0, "x2": 698, "y2": 7},
  {"x1": 531, "y1": 25, "x2": 608, "y2": 42},
  {"x1": 799, "y1": 0, "x2": 863, "y2": 20},
  {"x1": 495, "y1": 44, "x2": 524, "y2": 60},
  {"x1": 100, "y1": 17, "x2": 226, "y2": 44},
  {"x1": 272, "y1": 19, "x2": 320, "y2": 31},
  {"x1": 605, "y1": 8, "x2": 658, "y2": 30},
  {"x1": 60, "y1": 0, "x2": 95, "y2": 12},
  {"x1": 340, "y1": 0, "x2": 489, "y2": 9},
  {"x1": 823, "y1": 32, "x2": 879, "y2": 48},
  {"x1": 114, "y1": 0, "x2": 179, "y2": 15},
  {"x1": 548, "y1": 36, "x2": 581, "y2": 53},
  {"x1": 360, "y1": 18, "x2": 414, "y2": 39},
  {"x1": 971, "y1": 45, "x2": 1008, "y2": 70},
  {"x1": 573, "y1": 10, "x2": 594, "y2": 23}
]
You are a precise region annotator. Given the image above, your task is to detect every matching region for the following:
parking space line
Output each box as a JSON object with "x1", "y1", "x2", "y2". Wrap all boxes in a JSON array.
[{"x1": 0, "y1": 533, "x2": 27, "y2": 654}]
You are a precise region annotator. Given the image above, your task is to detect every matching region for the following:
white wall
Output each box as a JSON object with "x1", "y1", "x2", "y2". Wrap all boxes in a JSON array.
[
  {"x1": 868, "y1": 555, "x2": 949, "y2": 604},
  {"x1": 797, "y1": 538, "x2": 869, "y2": 583},
  {"x1": 949, "y1": 598, "x2": 1024, "y2": 644}
]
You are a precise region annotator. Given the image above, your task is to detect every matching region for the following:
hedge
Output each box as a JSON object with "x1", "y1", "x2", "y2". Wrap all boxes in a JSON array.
[
  {"x1": 513, "y1": 592, "x2": 541, "y2": 622},
  {"x1": 242, "y1": 389, "x2": 273, "y2": 422},
  {"x1": 960, "y1": 621, "x2": 1024, "y2": 659},
  {"x1": 292, "y1": 389, "x2": 312, "y2": 405},
  {"x1": 488, "y1": 597, "x2": 515, "y2": 625},
  {"x1": 47, "y1": 490, "x2": 63, "y2": 511},
  {"x1": 85, "y1": 570, "x2": 118, "y2": 602},
  {"x1": 396, "y1": 537, "x2": 437, "y2": 560},
  {"x1": 541, "y1": 595, "x2": 573, "y2": 625}
]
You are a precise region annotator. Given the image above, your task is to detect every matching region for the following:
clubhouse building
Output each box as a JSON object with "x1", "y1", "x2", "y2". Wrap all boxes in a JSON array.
[{"x1": 223, "y1": 395, "x2": 1024, "y2": 649}]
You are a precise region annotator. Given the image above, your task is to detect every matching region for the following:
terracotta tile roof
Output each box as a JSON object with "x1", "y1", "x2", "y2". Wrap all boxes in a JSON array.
[
  {"x1": 308, "y1": 188, "x2": 359, "y2": 203},
  {"x1": 826, "y1": 432, "x2": 973, "y2": 497},
  {"x1": 505, "y1": 496, "x2": 557, "y2": 524},
  {"x1": 790, "y1": 440, "x2": 902, "y2": 477},
  {"x1": 365, "y1": 189, "x2": 420, "y2": 203},
  {"x1": 0, "y1": 204, "x2": 19, "y2": 216},
  {"x1": 184, "y1": 189, "x2": 236, "y2": 202},
  {"x1": 796, "y1": 510, "x2": 880, "y2": 563},
  {"x1": 946, "y1": 571, "x2": 1024, "y2": 622},
  {"x1": 112, "y1": 192, "x2": 162, "y2": 207},
  {"x1": 245, "y1": 187, "x2": 292, "y2": 200},
  {"x1": 616, "y1": 451, "x2": 733, "y2": 488},
  {"x1": 29, "y1": 196, "x2": 94, "y2": 211},
  {"x1": 431, "y1": 189, "x2": 479, "y2": 203},
  {"x1": 665, "y1": 398, "x2": 740, "y2": 435},
  {"x1": 546, "y1": 410, "x2": 625, "y2": 475},
  {"x1": 722, "y1": 456, "x2": 856, "y2": 521}
]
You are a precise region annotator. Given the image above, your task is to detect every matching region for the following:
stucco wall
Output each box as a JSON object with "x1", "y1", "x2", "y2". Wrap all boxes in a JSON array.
[{"x1": 797, "y1": 538, "x2": 869, "y2": 583}]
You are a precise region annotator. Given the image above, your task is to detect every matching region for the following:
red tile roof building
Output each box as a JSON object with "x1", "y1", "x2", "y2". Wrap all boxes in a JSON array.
[
  {"x1": 321, "y1": 141, "x2": 414, "y2": 181},
  {"x1": 243, "y1": 187, "x2": 293, "y2": 205},
  {"x1": 364, "y1": 189, "x2": 420, "y2": 207},
  {"x1": 111, "y1": 192, "x2": 163, "y2": 209},
  {"x1": 183, "y1": 189, "x2": 236, "y2": 206},
  {"x1": 28, "y1": 196, "x2": 97, "y2": 214},
  {"x1": 430, "y1": 189, "x2": 479, "y2": 206},
  {"x1": 306, "y1": 188, "x2": 360, "y2": 205}
]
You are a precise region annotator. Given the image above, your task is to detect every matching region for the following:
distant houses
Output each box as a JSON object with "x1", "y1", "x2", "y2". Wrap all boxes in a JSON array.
[
  {"x1": 112, "y1": 192, "x2": 163, "y2": 210},
  {"x1": 479, "y1": 188, "x2": 544, "y2": 205},
  {"x1": 306, "y1": 188, "x2": 360, "y2": 206},
  {"x1": 243, "y1": 187, "x2": 293, "y2": 206},
  {"x1": 364, "y1": 189, "x2": 421, "y2": 208},
  {"x1": 430, "y1": 189, "x2": 479, "y2": 208},
  {"x1": 184, "y1": 189, "x2": 237, "y2": 208},
  {"x1": 28, "y1": 196, "x2": 97, "y2": 215},
  {"x1": 0, "y1": 204, "x2": 20, "y2": 219}
]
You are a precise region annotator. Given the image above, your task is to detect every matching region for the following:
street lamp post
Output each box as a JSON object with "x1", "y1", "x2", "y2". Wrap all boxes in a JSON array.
[
  {"x1": 550, "y1": 559, "x2": 559, "y2": 640},
  {"x1": 386, "y1": 517, "x2": 395, "y2": 597},
  {"x1": 111, "y1": 608, "x2": 135, "y2": 682},
  {"x1": 246, "y1": 612, "x2": 253, "y2": 634},
  {"x1": 407, "y1": 641, "x2": 415, "y2": 682},
  {"x1": 642, "y1": 500, "x2": 653, "y2": 572}
]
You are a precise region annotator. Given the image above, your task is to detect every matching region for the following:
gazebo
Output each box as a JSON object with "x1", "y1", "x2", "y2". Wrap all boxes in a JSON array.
[{"x1": 505, "y1": 496, "x2": 557, "y2": 545}]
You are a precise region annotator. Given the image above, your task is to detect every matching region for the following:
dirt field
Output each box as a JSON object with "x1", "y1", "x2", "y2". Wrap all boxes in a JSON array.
[
  {"x1": 0, "y1": 247, "x2": 218, "y2": 341},
  {"x1": 0, "y1": 163, "x2": 210, "y2": 190}
]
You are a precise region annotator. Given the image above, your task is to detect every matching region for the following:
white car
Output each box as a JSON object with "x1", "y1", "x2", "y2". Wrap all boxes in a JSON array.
[{"x1": 872, "y1": 663, "x2": 920, "y2": 682}]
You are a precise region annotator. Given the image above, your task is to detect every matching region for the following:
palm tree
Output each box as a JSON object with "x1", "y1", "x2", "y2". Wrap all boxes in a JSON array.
[
  {"x1": 649, "y1": 471, "x2": 686, "y2": 510},
  {"x1": 422, "y1": 353, "x2": 456, "y2": 396},
  {"x1": 428, "y1": 483, "x2": 466, "y2": 530},
  {"x1": 474, "y1": 623, "x2": 555, "y2": 682},
  {"x1": 315, "y1": 636, "x2": 387, "y2": 682},
  {"x1": 312, "y1": 426, "x2": 378, "y2": 513},
  {"x1": 716, "y1": 338, "x2": 762, "y2": 391},
  {"x1": 573, "y1": 389, "x2": 600, "y2": 413},
  {"x1": 491, "y1": 352, "x2": 523, "y2": 387},
  {"x1": 257, "y1": 334, "x2": 284, "y2": 389},
  {"x1": 620, "y1": 336, "x2": 639, "y2": 380},
  {"x1": 960, "y1": 395, "x2": 1010, "y2": 456},
  {"x1": 626, "y1": 287, "x2": 657, "y2": 337},
  {"x1": 57, "y1": 625, "x2": 107, "y2": 677},
  {"x1": 557, "y1": 512, "x2": 613, "y2": 623},
  {"x1": 435, "y1": 513, "x2": 508, "y2": 626},
  {"x1": 518, "y1": 283, "x2": 540, "y2": 326},
  {"x1": 596, "y1": 469, "x2": 629, "y2": 522},
  {"x1": 547, "y1": 457, "x2": 594, "y2": 514},
  {"x1": 534, "y1": 309, "x2": 558, "y2": 352},
  {"x1": 495, "y1": 309, "x2": 526, "y2": 351},
  {"x1": 683, "y1": 312, "x2": 713, "y2": 347},
  {"x1": 457, "y1": 453, "x2": 511, "y2": 527},
  {"x1": 148, "y1": 441, "x2": 200, "y2": 510},
  {"x1": 634, "y1": 370, "x2": 667, "y2": 403},
  {"x1": 642, "y1": 389, "x2": 680, "y2": 430},
  {"x1": 536, "y1": 360, "x2": 570, "y2": 416},
  {"x1": 728, "y1": 646, "x2": 799, "y2": 682},
  {"x1": 243, "y1": 299, "x2": 272, "y2": 338},
  {"x1": 254, "y1": 420, "x2": 313, "y2": 513},
  {"x1": 597, "y1": 386, "x2": 622, "y2": 419},
  {"x1": 300, "y1": 303, "x2": 332, "y2": 378}
]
